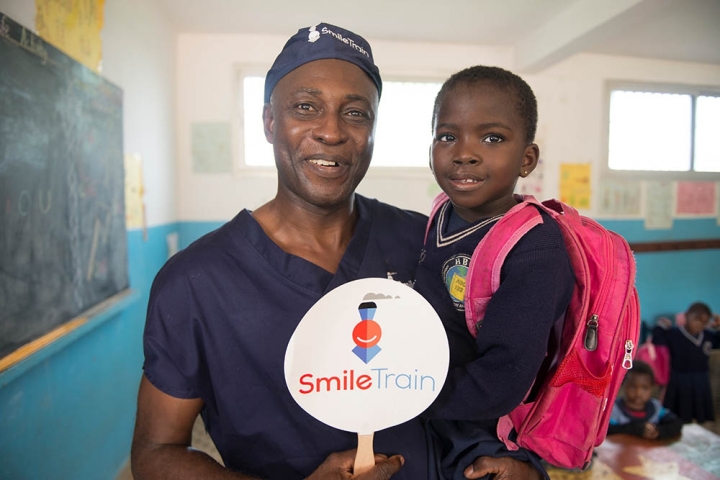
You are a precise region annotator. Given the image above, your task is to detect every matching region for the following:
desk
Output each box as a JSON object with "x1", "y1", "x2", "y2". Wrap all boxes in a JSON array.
[{"x1": 546, "y1": 424, "x2": 720, "y2": 479}]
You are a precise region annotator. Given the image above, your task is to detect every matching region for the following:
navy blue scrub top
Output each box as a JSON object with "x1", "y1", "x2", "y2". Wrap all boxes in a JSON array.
[{"x1": 143, "y1": 195, "x2": 434, "y2": 479}]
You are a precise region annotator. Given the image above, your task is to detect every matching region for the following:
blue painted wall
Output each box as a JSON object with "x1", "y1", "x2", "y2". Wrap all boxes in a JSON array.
[
  {"x1": 0, "y1": 224, "x2": 177, "y2": 480},
  {"x1": 600, "y1": 218, "x2": 720, "y2": 322}
]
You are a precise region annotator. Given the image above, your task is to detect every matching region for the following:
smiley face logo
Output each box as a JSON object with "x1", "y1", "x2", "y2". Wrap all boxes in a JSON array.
[
  {"x1": 353, "y1": 319, "x2": 381, "y2": 348},
  {"x1": 352, "y1": 302, "x2": 382, "y2": 363}
]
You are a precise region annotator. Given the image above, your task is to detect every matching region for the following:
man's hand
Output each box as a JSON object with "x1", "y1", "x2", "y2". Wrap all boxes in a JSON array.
[
  {"x1": 305, "y1": 450, "x2": 404, "y2": 480},
  {"x1": 464, "y1": 456, "x2": 542, "y2": 480}
]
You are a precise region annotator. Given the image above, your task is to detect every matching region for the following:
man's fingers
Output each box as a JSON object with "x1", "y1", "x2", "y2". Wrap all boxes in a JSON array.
[{"x1": 357, "y1": 455, "x2": 403, "y2": 479}]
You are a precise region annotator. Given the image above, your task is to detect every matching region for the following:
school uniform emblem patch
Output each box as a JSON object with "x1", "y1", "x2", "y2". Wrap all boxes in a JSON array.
[{"x1": 442, "y1": 253, "x2": 471, "y2": 311}]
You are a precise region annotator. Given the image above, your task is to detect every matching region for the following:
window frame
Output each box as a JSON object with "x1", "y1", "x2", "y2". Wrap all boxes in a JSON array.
[
  {"x1": 233, "y1": 65, "x2": 445, "y2": 179},
  {"x1": 602, "y1": 80, "x2": 720, "y2": 181}
]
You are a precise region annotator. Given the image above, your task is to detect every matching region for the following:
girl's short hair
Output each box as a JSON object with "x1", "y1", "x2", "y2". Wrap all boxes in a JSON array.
[
  {"x1": 687, "y1": 301, "x2": 712, "y2": 318},
  {"x1": 432, "y1": 65, "x2": 538, "y2": 144}
]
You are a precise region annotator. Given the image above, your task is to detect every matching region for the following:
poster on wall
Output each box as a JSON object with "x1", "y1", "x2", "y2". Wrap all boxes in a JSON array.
[
  {"x1": 717, "y1": 182, "x2": 720, "y2": 226},
  {"x1": 559, "y1": 163, "x2": 591, "y2": 210},
  {"x1": 598, "y1": 180, "x2": 641, "y2": 216},
  {"x1": 676, "y1": 181, "x2": 716, "y2": 215},
  {"x1": 191, "y1": 122, "x2": 233, "y2": 173},
  {"x1": 124, "y1": 153, "x2": 144, "y2": 230},
  {"x1": 645, "y1": 181, "x2": 674, "y2": 230},
  {"x1": 36, "y1": 0, "x2": 105, "y2": 72}
]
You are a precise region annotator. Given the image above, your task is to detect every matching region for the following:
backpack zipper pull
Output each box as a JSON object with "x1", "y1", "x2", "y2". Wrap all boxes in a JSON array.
[
  {"x1": 584, "y1": 314, "x2": 598, "y2": 351},
  {"x1": 622, "y1": 340, "x2": 634, "y2": 369}
]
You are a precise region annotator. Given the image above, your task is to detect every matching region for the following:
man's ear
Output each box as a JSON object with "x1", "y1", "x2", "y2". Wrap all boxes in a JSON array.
[
  {"x1": 520, "y1": 143, "x2": 540, "y2": 177},
  {"x1": 263, "y1": 103, "x2": 274, "y2": 143}
]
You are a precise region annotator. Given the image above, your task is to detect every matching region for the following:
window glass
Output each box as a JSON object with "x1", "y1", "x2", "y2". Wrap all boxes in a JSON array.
[
  {"x1": 243, "y1": 76, "x2": 273, "y2": 167},
  {"x1": 608, "y1": 90, "x2": 692, "y2": 171},
  {"x1": 694, "y1": 95, "x2": 720, "y2": 173},
  {"x1": 373, "y1": 81, "x2": 441, "y2": 167}
]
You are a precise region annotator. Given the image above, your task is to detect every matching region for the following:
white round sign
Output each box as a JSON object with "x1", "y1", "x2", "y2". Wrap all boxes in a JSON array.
[{"x1": 284, "y1": 278, "x2": 449, "y2": 435}]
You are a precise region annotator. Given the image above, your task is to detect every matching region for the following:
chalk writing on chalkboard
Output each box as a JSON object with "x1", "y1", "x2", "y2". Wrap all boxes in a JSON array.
[{"x1": 0, "y1": 13, "x2": 128, "y2": 361}]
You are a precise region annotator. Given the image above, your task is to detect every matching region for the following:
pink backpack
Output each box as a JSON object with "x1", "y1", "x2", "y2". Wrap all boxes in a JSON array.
[{"x1": 427, "y1": 193, "x2": 641, "y2": 470}]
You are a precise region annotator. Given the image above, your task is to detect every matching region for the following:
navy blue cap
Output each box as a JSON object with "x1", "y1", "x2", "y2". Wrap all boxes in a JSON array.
[{"x1": 264, "y1": 23, "x2": 382, "y2": 103}]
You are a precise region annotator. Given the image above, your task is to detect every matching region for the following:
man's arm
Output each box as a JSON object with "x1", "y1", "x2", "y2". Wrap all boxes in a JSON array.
[
  {"x1": 131, "y1": 375, "x2": 404, "y2": 480},
  {"x1": 131, "y1": 375, "x2": 247, "y2": 480}
]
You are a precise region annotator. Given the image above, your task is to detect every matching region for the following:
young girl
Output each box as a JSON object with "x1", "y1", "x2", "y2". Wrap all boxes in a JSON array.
[
  {"x1": 652, "y1": 301, "x2": 720, "y2": 424},
  {"x1": 416, "y1": 66, "x2": 575, "y2": 479},
  {"x1": 608, "y1": 360, "x2": 683, "y2": 439}
]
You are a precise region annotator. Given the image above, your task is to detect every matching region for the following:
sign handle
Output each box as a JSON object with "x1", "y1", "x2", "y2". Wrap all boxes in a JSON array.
[{"x1": 354, "y1": 432, "x2": 375, "y2": 474}]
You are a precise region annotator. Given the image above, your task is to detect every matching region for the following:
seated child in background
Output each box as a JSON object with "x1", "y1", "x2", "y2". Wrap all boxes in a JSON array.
[
  {"x1": 608, "y1": 360, "x2": 683, "y2": 439},
  {"x1": 652, "y1": 301, "x2": 720, "y2": 424},
  {"x1": 415, "y1": 65, "x2": 575, "y2": 480}
]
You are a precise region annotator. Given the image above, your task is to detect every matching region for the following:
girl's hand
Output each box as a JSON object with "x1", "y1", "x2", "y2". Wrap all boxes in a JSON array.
[
  {"x1": 464, "y1": 456, "x2": 541, "y2": 480},
  {"x1": 643, "y1": 423, "x2": 659, "y2": 440},
  {"x1": 657, "y1": 317, "x2": 673, "y2": 329}
]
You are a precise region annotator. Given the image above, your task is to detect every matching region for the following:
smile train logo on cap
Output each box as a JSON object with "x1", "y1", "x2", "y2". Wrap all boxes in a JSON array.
[{"x1": 308, "y1": 25, "x2": 320, "y2": 43}]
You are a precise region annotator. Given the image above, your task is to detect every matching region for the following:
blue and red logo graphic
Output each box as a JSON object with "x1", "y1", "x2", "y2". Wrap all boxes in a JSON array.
[{"x1": 352, "y1": 301, "x2": 382, "y2": 363}]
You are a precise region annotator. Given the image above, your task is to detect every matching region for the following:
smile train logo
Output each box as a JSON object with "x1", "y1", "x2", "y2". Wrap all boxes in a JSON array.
[{"x1": 352, "y1": 301, "x2": 381, "y2": 363}]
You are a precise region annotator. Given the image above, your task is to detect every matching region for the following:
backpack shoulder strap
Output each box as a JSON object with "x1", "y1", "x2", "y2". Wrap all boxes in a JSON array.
[
  {"x1": 424, "y1": 192, "x2": 451, "y2": 243},
  {"x1": 464, "y1": 195, "x2": 544, "y2": 338}
]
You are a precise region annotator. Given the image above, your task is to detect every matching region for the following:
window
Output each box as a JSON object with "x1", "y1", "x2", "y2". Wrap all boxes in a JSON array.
[
  {"x1": 239, "y1": 73, "x2": 442, "y2": 168},
  {"x1": 607, "y1": 85, "x2": 720, "y2": 173}
]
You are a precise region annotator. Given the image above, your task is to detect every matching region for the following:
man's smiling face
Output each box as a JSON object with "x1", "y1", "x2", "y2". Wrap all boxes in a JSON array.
[{"x1": 263, "y1": 59, "x2": 379, "y2": 210}]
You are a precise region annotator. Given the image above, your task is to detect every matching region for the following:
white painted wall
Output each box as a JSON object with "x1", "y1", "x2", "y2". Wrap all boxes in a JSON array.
[
  {"x1": 103, "y1": 0, "x2": 177, "y2": 227},
  {"x1": 176, "y1": 33, "x2": 720, "y2": 222},
  {"x1": 0, "y1": 0, "x2": 34, "y2": 30}
]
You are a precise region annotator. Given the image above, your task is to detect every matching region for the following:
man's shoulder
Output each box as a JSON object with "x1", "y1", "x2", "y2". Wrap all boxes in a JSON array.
[
  {"x1": 152, "y1": 214, "x2": 244, "y2": 285},
  {"x1": 358, "y1": 194, "x2": 427, "y2": 229}
]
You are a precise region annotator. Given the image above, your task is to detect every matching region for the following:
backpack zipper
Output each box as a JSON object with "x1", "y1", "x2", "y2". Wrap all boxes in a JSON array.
[
  {"x1": 584, "y1": 314, "x2": 598, "y2": 351},
  {"x1": 583, "y1": 221, "x2": 614, "y2": 351}
]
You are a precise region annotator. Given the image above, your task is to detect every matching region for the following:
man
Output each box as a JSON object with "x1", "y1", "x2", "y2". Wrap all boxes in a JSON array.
[{"x1": 131, "y1": 23, "x2": 540, "y2": 480}]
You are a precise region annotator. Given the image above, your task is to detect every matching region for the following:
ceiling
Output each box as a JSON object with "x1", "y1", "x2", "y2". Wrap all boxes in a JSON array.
[{"x1": 156, "y1": 0, "x2": 720, "y2": 72}]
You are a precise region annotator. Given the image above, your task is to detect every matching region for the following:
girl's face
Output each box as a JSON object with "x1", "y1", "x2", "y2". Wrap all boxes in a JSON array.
[
  {"x1": 686, "y1": 311, "x2": 710, "y2": 336},
  {"x1": 623, "y1": 372, "x2": 653, "y2": 411},
  {"x1": 430, "y1": 82, "x2": 539, "y2": 223}
]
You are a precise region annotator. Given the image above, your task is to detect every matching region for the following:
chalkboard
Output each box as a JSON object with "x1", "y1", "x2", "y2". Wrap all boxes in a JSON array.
[{"x1": 0, "y1": 14, "x2": 128, "y2": 361}]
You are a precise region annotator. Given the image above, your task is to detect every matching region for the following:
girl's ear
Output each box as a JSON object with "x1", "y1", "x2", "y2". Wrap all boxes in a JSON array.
[
  {"x1": 519, "y1": 143, "x2": 540, "y2": 177},
  {"x1": 428, "y1": 145, "x2": 434, "y2": 173}
]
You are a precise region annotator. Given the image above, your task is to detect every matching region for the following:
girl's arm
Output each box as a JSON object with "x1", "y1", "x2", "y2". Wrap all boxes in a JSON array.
[
  {"x1": 607, "y1": 421, "x2": 645, "y2": 437},
  {"x1": 656, "y1": 408, "x2": 683, "y2": 439},
  {"x1": 425, "y1": 221, "x2": 574, "y2": 420}
]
